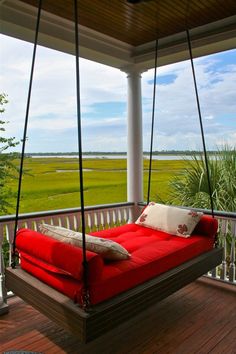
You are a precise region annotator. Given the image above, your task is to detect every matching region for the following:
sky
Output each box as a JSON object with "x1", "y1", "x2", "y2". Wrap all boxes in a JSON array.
[{"x1": 0, "y1": 33, "x2": 235, "y2": 153}]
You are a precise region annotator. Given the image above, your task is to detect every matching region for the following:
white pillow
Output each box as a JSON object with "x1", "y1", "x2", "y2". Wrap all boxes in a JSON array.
[
  {"x1": 39, "y1": 223, "x2": 130, "y2": 261},
  {"x1": 135, "y1": 202, "x2": 203, "y2": 237}
]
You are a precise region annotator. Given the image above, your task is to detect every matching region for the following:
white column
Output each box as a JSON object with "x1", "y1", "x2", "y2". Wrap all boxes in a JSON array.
[{"x1": 126, "y1": 69, "x2": 143, "y2": 220}]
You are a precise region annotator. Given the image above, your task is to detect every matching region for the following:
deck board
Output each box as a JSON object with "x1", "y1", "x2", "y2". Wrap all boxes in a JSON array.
[{"x1": 1, "y1": 278, "x2": 235, "y2": 354}]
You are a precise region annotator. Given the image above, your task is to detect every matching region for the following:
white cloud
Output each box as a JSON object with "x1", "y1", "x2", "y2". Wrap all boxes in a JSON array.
[
  {"x1": 0, "y1": 34, "x2": 126, "y2": 138},
  {"x1": 141, "y1": 54, "x2": 236, "y2": 150},
  {"x1": 1, "y1": 34, "x2": 235, "y2": 152}
]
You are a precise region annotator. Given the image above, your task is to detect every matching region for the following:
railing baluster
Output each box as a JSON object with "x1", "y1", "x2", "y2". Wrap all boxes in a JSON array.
[
  {"x1": 229, "y1": 220, "x2": 236, "y2": 283},
  {"x1": 124, "y1": 208, "x2": 129, "y2": 222},
  {"x1": 117, "y1": 208, "x2": 122, "y2": 225},
  {"x1": 87, "y1": 213, "x2": 93, "y2": 232},
  {"x1": 0, "y1": 225, "x2": 4, "y2": 248},
  {"x1": 220, "y1": 219, "x2": 227, "y2": 281},
  {"x1": 67, "y1": 214, "x2": 74, "y2": 230},
  {"x1": 72, "y1": 215, "x2": 77, "y2": 231},
  {"x1": 94, "y1": 212, "x2": 99, "y2": 231},
  {"x1": 65, "y1": 216, "x2": 70, "y2": 229},
  {"x1": 100, "y1": 211, "x2": 105, "y2": 230},
  {"x1": 116, "y1": 209, "x2": 119, "y2": 225},
  {"x1": 32, "y1": 221, "x2": 37, "y2": 231},
  {"x1": 122, "y1": 207, "x2": 127, "y2": 223},
  {"x1": 129, "y1": 206, "x2": 134, "y2": 223},
  {"x1": 5, "y1": 226, "x2": 10, "y2": 266},
  {"x1": 106, "y1": 210, "x2": 111, "y2": 228},
  {"x1": 0, "y1": 248, "x2": 8, "y2": 314},
  {"x1": 6, "y1": 223, "x2": 15, "y2": 267},
  {"x1": 58, "y1": 217, "x2": 62, "y2": 227},
  {"x1": 76, "y1": 213, "x2": 81, "y2": 232}
]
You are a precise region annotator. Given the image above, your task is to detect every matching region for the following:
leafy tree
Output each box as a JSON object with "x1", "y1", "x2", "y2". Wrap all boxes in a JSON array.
[{"x1": 0, "y1": 93, "x2": 19, "y2": 214}]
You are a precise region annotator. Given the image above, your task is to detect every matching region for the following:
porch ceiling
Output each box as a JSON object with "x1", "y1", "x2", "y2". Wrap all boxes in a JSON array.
[
  {"x1": 1, "y1": 0, "x2": 236, "y2": 70},
  {"x1": 17, "y1": 0, "x2": 236, "y2": 46}
]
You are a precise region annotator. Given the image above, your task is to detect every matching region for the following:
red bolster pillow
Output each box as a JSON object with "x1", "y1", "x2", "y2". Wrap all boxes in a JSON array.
[
  {"x1": 193, "y1": 215, "x2": 218, "y2": 239},
  {"x1": 16, "y1": 228, "x2": 104, "y2": 282}
]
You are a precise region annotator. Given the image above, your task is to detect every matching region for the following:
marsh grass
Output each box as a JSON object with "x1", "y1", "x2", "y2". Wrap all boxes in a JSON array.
[{"x1": 5, "y1": 157, "x2": 187, "y2": 214}]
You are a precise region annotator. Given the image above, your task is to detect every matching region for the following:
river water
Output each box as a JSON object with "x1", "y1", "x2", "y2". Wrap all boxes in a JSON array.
[{"x1": 31, "y1": 154, "x2": 195, "y2": 160}]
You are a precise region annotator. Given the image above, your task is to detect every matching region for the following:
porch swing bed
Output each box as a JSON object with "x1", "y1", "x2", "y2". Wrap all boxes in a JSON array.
[
  {"x1": 5, "y1": 0, "x2": 223, "y2": 344},
  {"x1": 6, "y1": 216, "x2": 222, "y2": 342}
]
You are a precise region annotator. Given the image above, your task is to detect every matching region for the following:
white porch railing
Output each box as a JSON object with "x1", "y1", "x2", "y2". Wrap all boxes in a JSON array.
[
  {"x1": 0, "y1": 202, "x2": 235, "y2": 314},
  {"x1": 211, "y1": 213, "x2": 236, "y2": 283},
  {"x1": 0, "y1": 202, "x2": 134, "y2": 268}
]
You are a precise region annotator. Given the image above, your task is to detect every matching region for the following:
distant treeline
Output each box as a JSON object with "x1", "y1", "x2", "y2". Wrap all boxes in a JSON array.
[{"x1": 24, "y1": 150, "x2": 221, "y2": 157}]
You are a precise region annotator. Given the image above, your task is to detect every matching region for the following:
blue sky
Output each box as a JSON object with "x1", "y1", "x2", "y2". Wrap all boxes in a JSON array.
[{"x1": 0, "y1": 34, "x2": 235, "y2": 152}]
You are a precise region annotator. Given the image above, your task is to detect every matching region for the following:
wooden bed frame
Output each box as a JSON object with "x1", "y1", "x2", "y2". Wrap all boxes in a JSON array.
[{"x1": 5, "y1": 247, "x2": 223, "y2": 343}]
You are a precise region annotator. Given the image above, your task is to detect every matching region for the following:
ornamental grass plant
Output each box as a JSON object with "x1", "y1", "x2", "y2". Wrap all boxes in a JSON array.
[{"x1": 169, "y1": 146, "x2": 236, "y2": 213}]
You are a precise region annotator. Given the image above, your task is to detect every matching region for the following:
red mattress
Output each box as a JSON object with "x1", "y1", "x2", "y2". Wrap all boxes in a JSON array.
[{"x1": 16, "y1": 215, "x2": 217, "y2": 305}]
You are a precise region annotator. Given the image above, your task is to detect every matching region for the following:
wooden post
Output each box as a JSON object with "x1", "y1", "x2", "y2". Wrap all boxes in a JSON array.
[{"x1": 0, "y1": 249, "x2": 9, "y2": 315}]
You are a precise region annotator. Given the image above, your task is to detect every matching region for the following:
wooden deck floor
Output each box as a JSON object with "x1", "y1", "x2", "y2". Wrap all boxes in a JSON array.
[{"x1": 1, "y1": 278, "x2": 236, "y2": 354}]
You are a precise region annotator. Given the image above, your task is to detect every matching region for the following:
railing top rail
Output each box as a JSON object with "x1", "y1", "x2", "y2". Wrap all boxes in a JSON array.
[
  {"x1": 1, "y1": 201, "x2": 235, "y2": 223},
  {"x1": 137, "y1": 202, "x2": 236, "y2": 219},
  {"x1": 0, "y1": 202, "x2": 135, "y2": 223}
]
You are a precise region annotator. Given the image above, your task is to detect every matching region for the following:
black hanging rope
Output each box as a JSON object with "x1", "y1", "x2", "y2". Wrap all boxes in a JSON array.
[
  {"x1": 12, "y1": 0, "x2": 42, "y2": 268},
  {"x1": 186, "y1": 29, "x2": 215, "y2": 218},
  {"x1": 186, "y1": 29, "x2": 218, "y2": 246},
  {"x1": 74, "y1": 0, "x2": 90, "y2": 309},
  {"x1": 147, "y1": 39, "x2": 159, "y2": 205}
]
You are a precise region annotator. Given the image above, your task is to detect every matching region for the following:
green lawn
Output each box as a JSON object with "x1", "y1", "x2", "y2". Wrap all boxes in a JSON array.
[{"x1": 6, "y1": 157, "x2": 187, "y2": 214}]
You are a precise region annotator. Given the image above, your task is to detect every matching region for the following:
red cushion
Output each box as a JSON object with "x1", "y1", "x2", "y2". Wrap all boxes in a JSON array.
[
  {"x1": 16, "y1": 228, "x2": 104, "y2": 282},
  {"x1": 20, "y1": 255, "x2": 83, "y2": 303},
  {"x1": 88, "y1": 221, "x2": 215, "y2": 304},
  {"x1": 16, "y1": 216, "x2": 217, "y2": 306},
  {"x1": 194, "y1": 215, "x2": 218, "y2": 238}
]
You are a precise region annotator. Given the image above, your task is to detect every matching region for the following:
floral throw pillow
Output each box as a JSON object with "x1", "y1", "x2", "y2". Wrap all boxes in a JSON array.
[
  {"x1": 39, "y1": 224, "x2": 130, "y2": 260},
  {"x1": 135, "y1": 202, "x2": 203, "y2": 237}
]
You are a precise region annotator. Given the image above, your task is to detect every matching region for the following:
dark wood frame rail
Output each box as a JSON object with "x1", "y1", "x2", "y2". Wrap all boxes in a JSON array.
[{"x1": 6, "y1": 247, "x2": 223, "y2": 343}]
